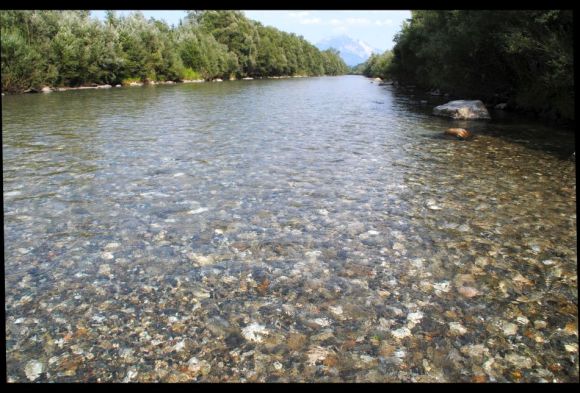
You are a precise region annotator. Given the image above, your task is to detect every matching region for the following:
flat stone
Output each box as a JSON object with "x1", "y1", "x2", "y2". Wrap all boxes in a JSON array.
[
  {"x1": 24, "y1": 360, "x2": 44, "y2": 381},
  {"x1": 505, "y1": 353, "x2": 533, "y2": 368},
  {"x1": 306, "y1": 346, "x2": 331, "y2": 365},
  {"x1": 241, "y1": 323, "x2": 269, "y2": 343},
  {"x1": 98, "y1": 264, "x2": 111, "y2": 276},
  {"x1": 449, "y1": 322, "x2": 468, "y2": 335},
  {"x1": 433, "y1": 100, "x2": 491, "y2": 120},
  {"x1": 500, "y1": 321, "x2": 518, "y2": 336},
  {"x1": 458, "y1": 286, "x2": 479, "y2": 298},
  {"x1": 391, "y1": 327, "x2": 412, "y2": 339}
]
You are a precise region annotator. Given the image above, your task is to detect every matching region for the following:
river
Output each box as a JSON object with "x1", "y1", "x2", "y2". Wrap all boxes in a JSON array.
[{"x1": 3, "y1": 75, "x2": 577, "y2": 382}]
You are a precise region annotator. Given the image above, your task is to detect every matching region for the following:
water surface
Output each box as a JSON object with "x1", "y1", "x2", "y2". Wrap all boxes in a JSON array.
[{"x1": 3, "y1": 76, "x2": 577, "y2": 382}]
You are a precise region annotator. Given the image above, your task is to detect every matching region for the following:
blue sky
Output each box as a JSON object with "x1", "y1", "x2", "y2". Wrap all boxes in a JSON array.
[{"x1": 91, "y1": 10, "x2": 411, "y2": 52}]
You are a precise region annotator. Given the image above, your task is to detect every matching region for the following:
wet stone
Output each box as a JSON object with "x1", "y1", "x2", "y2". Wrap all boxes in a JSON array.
[
  {"x1": 225, "y1": 332, "x2": 245, "y2": 348},
  {"x1": 458, "y1": 286, "x2": 479, "y2": 298},
  {"x1": 24, "y1": 360, "x2": 45, "y2": 381},
  {"x1": 449, "y1": 322, "x2": 468, "y2": 336}
]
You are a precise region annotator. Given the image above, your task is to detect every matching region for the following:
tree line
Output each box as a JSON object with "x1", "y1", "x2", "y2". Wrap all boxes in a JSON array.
[
  {"x1": 1, "y1": 10, "x2": 349, "y2": 93},
  {"x1": 356, "y1": 10, "x2": 574, "y2": 122}
]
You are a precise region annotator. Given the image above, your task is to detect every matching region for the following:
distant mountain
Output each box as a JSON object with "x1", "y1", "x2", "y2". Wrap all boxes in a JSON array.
[{"x1": 316, "y1": 35, "x2": 380, "y2": 67}]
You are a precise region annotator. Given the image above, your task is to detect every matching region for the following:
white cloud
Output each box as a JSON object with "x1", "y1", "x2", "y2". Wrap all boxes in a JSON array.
[
  {"x1": 345, "y1": 17, "x2": 372, "y2": 26},
  {"x1": 374, "y1": 19, "x2": 394, "y2": 26},
  {"x1": 288, "y1": 11, "x2": 310, "y2": 18},
  {"x1": 332, "y1": 26, "x2": 348, "y2": 34},
  {"x1": 326, "y1": 17, "x2": 371, "y2": 28},
  {"x1": 299, "y1": 17, "x2": 322, "y2": 25}
]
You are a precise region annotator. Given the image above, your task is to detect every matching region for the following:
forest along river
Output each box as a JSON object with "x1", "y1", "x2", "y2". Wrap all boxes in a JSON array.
[{"x1": 3, "y1": 75, "x2": 577, "y2": 382}]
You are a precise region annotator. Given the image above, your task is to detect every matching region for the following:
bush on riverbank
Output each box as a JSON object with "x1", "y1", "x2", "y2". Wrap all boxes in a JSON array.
[
  {"x1": 359, "y1": 10, "x2": 574, "y2": 122},
  {"x1": 1, "y1": 10, "x2": 348, "y2": 93},
  {"x1": 181, "y1": 68, "x2": 202, "y2": 81},
  {"x1": 361, "y1": 51, "x2": 394, "y2": 81}
]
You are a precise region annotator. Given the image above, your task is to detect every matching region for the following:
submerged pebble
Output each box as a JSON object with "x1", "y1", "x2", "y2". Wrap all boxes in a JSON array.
[
  {"x1": 458, "y1": 286, "x2": 479, "y2": 298},
  {"x1": 241, "y1": 323, "x2": 269, "y2": 343},
  {"x1": 391, "y1": 327, "x2": 412, "y2": 339},
  {"x1": 24, "y1": 360, "x2": 44, "y2": 381},
  {"x1": 449, "y1": 322, "x2": 468, "y2": 335}
]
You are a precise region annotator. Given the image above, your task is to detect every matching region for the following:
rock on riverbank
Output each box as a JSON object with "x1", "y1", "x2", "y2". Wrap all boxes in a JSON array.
[{"x1": 433, "y1": 100, "x2": 491, "y2": 120}]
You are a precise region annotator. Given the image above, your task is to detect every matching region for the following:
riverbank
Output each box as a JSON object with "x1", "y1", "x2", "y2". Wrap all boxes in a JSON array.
[
  {"x1": 1, "y1": 75, "x2": 316, "y2": 96},
  {"x1": 1, "y1": 11, "x2": 348, "y2": 98},
  {"x1": 368, "y1": 76, "x2": 576, "y2": 129}
]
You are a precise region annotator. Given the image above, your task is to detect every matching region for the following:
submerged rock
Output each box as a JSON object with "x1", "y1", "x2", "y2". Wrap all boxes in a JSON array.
[
  {"x1": 505, "y1": 353, "x2": 533, "y2": 368},
  {"x1": 24, "y1": 360, "x2": 44, "y2": 381},
  {"x1": 433, "y1": 100, "x2": 491, "y2": 120},
  {"x1": 306, "y1": 346, "x2": 331, "y2": 366},
  {"x1": 391, "y1": 327, "x2": 412, "y2": 339},
  {"x1": 98, "y1": 264, "x2": 111, "y2": 276},
  {"x1": 449, "y1": 322, "x2": 468, "y2": 335},
  {"x1": 241, "y1": 323, "x2": 268, "y2": 343},
  {"x1": 499, "y1": 321, "x2": 518, "y2": 336},
  {"x1": 445, "y1": 128, "x2": 473, "y2": 140},
  {"x1": 457, "y1": 286, "x2": 479, "y2": 298},
  {"x1": 187, "y1": 357, "x2": 211, "y2": 376}
]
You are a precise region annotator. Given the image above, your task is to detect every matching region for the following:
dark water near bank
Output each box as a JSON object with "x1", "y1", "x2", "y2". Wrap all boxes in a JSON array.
[{"x1": 3, "y1": 75, "x2": 577, "y2": 382}]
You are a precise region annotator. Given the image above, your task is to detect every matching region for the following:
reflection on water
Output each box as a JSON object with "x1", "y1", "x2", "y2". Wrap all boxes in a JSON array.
[{"x1": 3, "y1": 76, "x2": 577, "y2": 382}]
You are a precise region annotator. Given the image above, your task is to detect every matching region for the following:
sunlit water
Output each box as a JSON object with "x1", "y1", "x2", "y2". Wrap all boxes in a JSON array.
[{"x1": 3, "y1": 76, "x2": 577, "y2": 382}]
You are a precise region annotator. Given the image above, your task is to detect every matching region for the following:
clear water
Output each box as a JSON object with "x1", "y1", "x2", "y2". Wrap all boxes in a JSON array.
[{"x1": 3, "y1": 76, "x2": 577, "y2": 382}]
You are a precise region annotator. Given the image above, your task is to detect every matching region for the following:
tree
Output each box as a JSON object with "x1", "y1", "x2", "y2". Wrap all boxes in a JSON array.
[
  {"x1": 384, "y1": 10, "x2": 573, "y2": 120},
  {"x1": 1, "y1": 10, "x2": 348, "y2": 93}
]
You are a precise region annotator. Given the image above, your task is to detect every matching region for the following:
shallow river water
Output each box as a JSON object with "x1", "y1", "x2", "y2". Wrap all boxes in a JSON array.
[{"x1": 3, "y1": 75, "x2": 577, "y2": 382}]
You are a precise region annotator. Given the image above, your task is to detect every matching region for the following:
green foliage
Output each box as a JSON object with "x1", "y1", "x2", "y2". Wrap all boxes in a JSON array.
[
  {"x1": 0, "y1": 27, "x2": 44, "y2": 92},
  {"x1": 121, "y1": 77, "x2": 142, "y2": 86},
  {"x1": 361, "y1": 51, "x2": 394, "y2": 80},
  {"x1": 1, "y1": 10, "x2": 348, "y2": 93},
  {"x1": 177, "y1": 26, "x2": 238, "y2": 80},
  {"x1": 320, "y1": 49, "x2": 348, "y2": 76},
  {"x1": 180, "y1": 67, "x2": 202, "y2": 80},
  {"x1": 381, "y1": 10, "x2": 574, "y2": 121},
  {"x1": 349, "y1": 62, "x2": 366, "y2": 75},
  {"x1": 195, "y1": 12, "x2": 347, "y2": 78},
  {"x1": 196, "y1": 11, "x2": 259, "y2": 76}
]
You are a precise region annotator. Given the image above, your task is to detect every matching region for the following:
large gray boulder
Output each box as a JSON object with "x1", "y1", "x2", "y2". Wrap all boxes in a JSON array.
[{"x1": 433, "y1": 100, "x2": 491, "y2": 120}]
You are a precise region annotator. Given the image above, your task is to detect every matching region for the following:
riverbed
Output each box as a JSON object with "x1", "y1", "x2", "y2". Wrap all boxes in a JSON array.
[{"x1": 3, "y1": 75, "x2": 577, "y2": 382}]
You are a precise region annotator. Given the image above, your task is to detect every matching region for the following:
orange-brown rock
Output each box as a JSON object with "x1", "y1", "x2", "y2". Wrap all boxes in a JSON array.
[{"x1": 445, "y1": 128, "x2": 472, "y2": 139}]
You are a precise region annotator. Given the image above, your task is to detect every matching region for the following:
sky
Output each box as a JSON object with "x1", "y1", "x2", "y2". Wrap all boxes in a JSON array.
[
  {"x1": 91, "y1": 10, "x2": 411, "y2": 52},
  {"x1": 244, "y1": 11, "x2": 411, "y2": 51}
]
